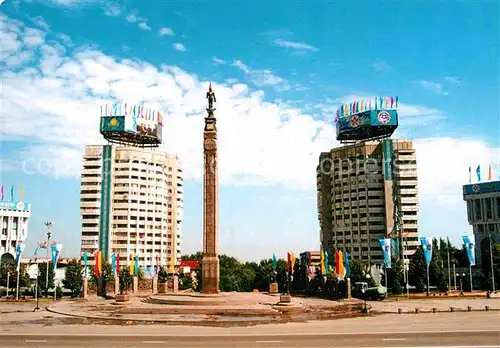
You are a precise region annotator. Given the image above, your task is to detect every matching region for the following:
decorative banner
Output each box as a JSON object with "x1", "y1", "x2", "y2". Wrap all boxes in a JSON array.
[
  {"x1": 129, "y1": 254, "x2": 134, "y2": 276},
  {"x1": 94, "y1": 250, "x2": 99, "y2": 277},
  {"x1": 379, "y1": 238, "x2": 392, "y2": 268},
  {"x1": 83, "y1": 251, "x2": 88, "y2": 278},
  {"x1": 462, "y1": 236, "x2": 476, "y2": 266},
  {"x1": 476, "y1": 165, "x2": 481, "y2": 182},
  {"x1": 116, "y1": 253, "x2": 120, "y2": 276},
  {"x1": 111, "y1": 252, "x2": 117, "y2": 276},
  {"x1": 51, "y1": 243, "x2": 62, "y2": 270},
  {"x1": 335, "y1": 96, "x2": 399, "y2": 122},
  {"x1": 290, "y1": 252, "x2": 296, "y2": 273},
  {"x1": 272, "y1": 253, "x2": 277, "y2": 271},
  {"x1": 344, "y1": 251, "x2": 351, "y2": 277},
  {"x1": 134, "y1": 254, "x2": 139, "y2": 276},
  {"x1": 337, "y1": 251, "x2": 345, "y2": 276},
  {"x1": 324, "y1": 251, "x2": 329, "y2": 275},
  {"x1": 420, "y1": 237, "x2": 433, "y2": 266},
  {"x1": 320, "y1": 249, "x2": 325, "y2": 275},
  {"x1": 15, "y1": 242, "x2": 25, "y2": 271}
]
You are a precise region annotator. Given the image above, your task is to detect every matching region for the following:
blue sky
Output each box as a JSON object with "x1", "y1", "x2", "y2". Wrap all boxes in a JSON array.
[{"x1": 0, "y1": 0, "x2": 499, "y2": 261}]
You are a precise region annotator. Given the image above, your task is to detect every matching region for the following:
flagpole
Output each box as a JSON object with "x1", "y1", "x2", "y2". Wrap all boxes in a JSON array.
[
  {"x1": 469, "y1": 263, "x2": 473, "y2": 293},
  {"x1": 447, "y1": 238, "x2": 451, "y2": 291},
  {"x1": 426, "y1": 264, "x2": 430, "y2": 297},
  {"x1": 490, "y1": 234, "x2": 496, "y2": 293},
  {"x1": 15, "y1": 265, "x2": 20, "y2": 300},
  {"x1": 54, "y1": 260, "x2": 57, "y2": 301},
  {"x1": 34, "y1": 259, "x2": 40, "y2": 311},
  {"x1": 453, "y1": 263, "x2": 457, "y2": 291},
  {"x1": 6, "y1": 272, "x2": 10, "y2": 298}
]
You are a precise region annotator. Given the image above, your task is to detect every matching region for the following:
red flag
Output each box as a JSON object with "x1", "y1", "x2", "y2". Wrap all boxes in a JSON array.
[
  {"x1": 390, "y1": 96, "x2": 394, "y2": 108},
  {"x1": 155, "y1": 254, "x2": 159, "y2": 275},
  {"x1": 93, "y1": 250, "x2": 99, "y2": 277},
  {"x1": 335, "y1": 251, "x2": 340, "y2": 275},
  {"x1": 286, "y1": 252, "x2": 291, "y2": 273},
  {"x1": 116, "y1": 253, "x2": 120, "y2": 276},
  {"x1": 0, "y1": 185, "x2": 3, "y2": 201}
]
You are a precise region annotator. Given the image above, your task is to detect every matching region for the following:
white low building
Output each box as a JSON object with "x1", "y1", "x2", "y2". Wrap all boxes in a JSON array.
[{"x1": 0, "y1": 199, "x2": 31, "y2": 261}]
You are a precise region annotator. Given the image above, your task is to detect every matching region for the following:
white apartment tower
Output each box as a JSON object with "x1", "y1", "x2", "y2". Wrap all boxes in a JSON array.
[
  {"x1": 317, "y1": 139, "x2": 419, "y2": 264},
  {"x1": 80, "y1": 145, "x2": 183, "y2": 273},
  {"x1": 0, "y1": 200, "x2": 31, "y2": 260}
]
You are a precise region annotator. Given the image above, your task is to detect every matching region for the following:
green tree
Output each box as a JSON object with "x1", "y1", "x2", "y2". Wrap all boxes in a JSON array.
[
  {"x1": 62, "y1": 259, "x2": 83, "y2": 297},
  {"x1": 179, "y1": 274, "x2": 193, "y2": 290},
  {"x1": 118, "y1": 269, "x2": 133, "y2": 294},
  {"x1": 481, "y1": 240, "x2": 500, "y2": 291},
  {"x1": 409, "y1": 246, "x2": 426, "y2": 292},
  {"x1": 182, "y1": 252, "x2": 203, "y2": 261},
  {"x1": 388, "y1": 257, "x2": 404, "y2": 294},
  {"x1": 37, "y1": 262, "x2": 55, "y2": 297}
]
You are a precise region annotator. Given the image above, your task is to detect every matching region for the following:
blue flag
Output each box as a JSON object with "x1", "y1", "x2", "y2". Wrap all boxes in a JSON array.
[
  {"x1": 420, "y1": 237, "x2": 433, "y2": 266},
  {"x1": 476, "y1": 165, "x2": 481, "y2": 182},
  {"x1": 324, "y1": 251, "x2": 329, "y2": 275},
  {"x1": 83, "y1": 251, "x2": 88, "y2": 277},
  {"x1": 344, "y1": 252, "x2": 351, "y2": 277},
  {"x1": 134, "y1": 254, "x2": 139, "y2": 276},
  {"x1": 379, "y1": 239, "x2": 391, "y2": 268},
  {"x1": 111, "y1": 253, "x2": 116, "y2": 276},
  {"x1": 462, "y1": 236, "x2": 476, "y2": 266},
  {"x1": 272, "y1": 253, "x2": 277, "y2": 271}
]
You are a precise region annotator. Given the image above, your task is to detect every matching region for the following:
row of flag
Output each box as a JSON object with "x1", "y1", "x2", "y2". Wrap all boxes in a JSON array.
[
  {"x1": 0, "y1": 185, "x2": 24, "y2": 202},
  {"x1": 274, "y1": 250, "x2": 352, "y2": 278},
  {"x1": 418, "y1": 236, "x2": 475, "y2": 266},
  {"x1": 86, "y1": 251, "x2": 161, "y2": 278},
  {"x1": 469, "y1": 164, "x2": 497, "y2": 183},
  {"x1": 335, "y1": 96, "x2": 399, "y2": 121},
  {"x1": 100, "y1": 103, "x2": 164, "y2": 126}
]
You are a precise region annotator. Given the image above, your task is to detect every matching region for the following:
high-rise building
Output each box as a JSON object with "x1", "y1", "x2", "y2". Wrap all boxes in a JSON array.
[
  {"x1": 80, "y1": 145, "x2": 183, "y2": 273},
  {"x1": 317, "y1": 139, "x2": 419, "y2": 264},
  {"x1": 463, "y1": 180, "x2": 500, "y2": 264},
  {"x1": 0, "y1": 199, "x2": 31, "y2": 261}
]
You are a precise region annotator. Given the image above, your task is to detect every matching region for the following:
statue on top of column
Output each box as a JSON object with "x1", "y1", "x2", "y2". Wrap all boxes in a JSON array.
[{"x1": 206, "y1": 82, "x2": 216, "y2": 112}]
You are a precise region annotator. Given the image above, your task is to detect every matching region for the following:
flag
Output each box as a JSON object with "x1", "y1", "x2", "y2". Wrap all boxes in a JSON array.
[
  {"x1": 51, "y1": 243, "x2": 62, "y2": 270},
  {"x1": 0, "y1": 185, "x2": 3, "y2": 200},
  {"x1": 324, "y1": 251, "x2": 329, "y2": 275},
  {"x1": 134, "y1": 254, "x2": 139, "y2": 276},
  {"x1": 129, "y1": 254, "x2": 134, "y2": 275},
  {"x1": 10, "y1": 185, "x2": 14, "y2": 201},
  {"x1": 272, "y1": 253, "x2": 277, "y2": 271},
  {"x1": 111, "y1": 252, "x2": 117, "y2": 276},
  {"x1": 379, "y1": 239, "x2": 392, "y2": 268},
  {"x1": 94, "y1": 251, "x2": 99, "y2": 277},
  {"x1": 469, "y1": 166, "x2": 472, "y2": 183},
  {"x1": 15, "y1": 242, "x2": 25, "y2": 271},
  {"x1": 420, "y1": 237, "x2": 433, "y2": 267},
  {"x1": 462, "y1": 236, "x2": 476, "y2": 266},
  {"x1": 379, "y1": 97, "x2": 383, "y2": 109},
  {"x1": 390, "y1": 96, "x2": 394, "y2": 108},
  {"x1": 155, "y1": 254, "x2": 159, "y2": 275},
  {"x1": 20, "y1": 186, "x2": 24, "y2": 201},
  {"x1": 344, "y1": 251, "x2": 351, "y2": 277},
  {"x1": 338, "y1": 251, "x2": 345, "y2": 276},
  {"x1": 291, "y1": 253, "x2": 296, "y2": 273},
  {"x1": 488, "y1": 164, "x2": 492, "y2": 181},
  {"x1": 286, "y1": 252, "x2": 291, "y2": 273},
  {"x1": 476, "y1": 165, "x2": 481, "y2": 182},
  {"x1": 97, "y1": 251, "x2": 102, "y2": 275},
  {"x1": 334, "y1": 251, "x2": 340, "y2": 276},
  {"x1": 395, "y1": 96, "x2": 399, "y2": 108},
  {"x1": 319, "y1": 249, "x2": 325, "y2": 275},
  {"x1": 116, "y1": 253, "x2": 120, "y2": 276},
  {"x1": 83, "y1": 251, "x2": 88, "y2": 278}
]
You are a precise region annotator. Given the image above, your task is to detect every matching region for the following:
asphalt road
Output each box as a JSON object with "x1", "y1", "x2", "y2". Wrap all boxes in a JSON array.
[{"x1": 1, "y1": 331, "x2": 499, "y2": 347}]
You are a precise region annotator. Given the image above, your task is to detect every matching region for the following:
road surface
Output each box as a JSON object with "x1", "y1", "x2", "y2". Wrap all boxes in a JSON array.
[{"x1": 1, "y1": 330, "x2": 499, "y2": 347}]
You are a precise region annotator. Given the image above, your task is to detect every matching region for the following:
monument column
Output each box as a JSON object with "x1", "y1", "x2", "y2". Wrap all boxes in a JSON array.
[{"x1": 202, "y1": 83, "x2": 220, "y2": 293}]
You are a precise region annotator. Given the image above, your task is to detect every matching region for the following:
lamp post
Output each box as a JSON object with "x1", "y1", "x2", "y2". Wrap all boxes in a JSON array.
[
  {"x1": 44, "y1": 221, "x2": 53, "y2": 297},
  {"x1": 6, "y1": 271, "x2": 10, "y2": 298},
  {"x1": 34, "y1": 259, "x2": 40, "y2": 311},
  {"x1": 489, "y1": 234, "x2": 496, "y2": 293}
]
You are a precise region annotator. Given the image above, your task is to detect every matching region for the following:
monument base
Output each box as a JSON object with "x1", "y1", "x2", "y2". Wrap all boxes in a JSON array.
[
  {"x1": 133, "y1": 277, "x2": 138, "y2": 295},
  {"x1": 201, "y1": 255, "x2": 220, "y2": 294},
  {"x1": 115, "y1": 294, "x2": 130, "y2": 303},
  {"x1": 269, "y1": 282, "x2": 278, "y2": 294},
  {"x1": 279, "y1": 294, "x2": 292, "y2": 303}
]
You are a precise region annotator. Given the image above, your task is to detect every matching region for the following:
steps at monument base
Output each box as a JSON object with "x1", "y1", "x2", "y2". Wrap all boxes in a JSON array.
[{"x1": 118, "y1": 306, "x2": 280, "y2": 316}]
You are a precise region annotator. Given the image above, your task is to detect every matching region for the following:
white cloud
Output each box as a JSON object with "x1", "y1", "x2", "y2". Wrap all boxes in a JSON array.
[
  {"x1": 31, "y1": 16, "x2": 49, "y2": 31},
  {"x1": 372, "y1": 60, "x2": 391, "y2": 72},
  {"x1": 416, "y1": 80, "x2": 449, "y2": 96},
  {"x1": 173, "y1": 42, "x2": 186, "y2": 52},
  {"x1": 138, "y1": 22, "x2": 151, "y2": 31},
  {"x1": 212, "y1": 56, "x2": 226, "y2": 64},
  {"x1": 159, "y1": 27, "x2": 174, "y2": 36},
  {"x1": 273, "y1": 38, "x2": 318, "y2": 52},
  {"x1": 23, "y1": 27, "x2": 45, "y2": 46},
  {"x1": 104, "y1": 4, "x2": 121, "y2": 17},
  {"x1": 125, "y1": 13, "x2": 139, "y2": 23},
  {"x1": 444, "y1": 76, "x2": 460, "y2": 85},
  {"x1": 231, "y1": 59, "x2": 299, "y2": 92}
]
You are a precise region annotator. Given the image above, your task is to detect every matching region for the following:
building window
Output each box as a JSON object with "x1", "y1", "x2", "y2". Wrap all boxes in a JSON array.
[
  {"x1": 485, "y1": 198, "x2": 493, "y2": 219},
  {"x1": 474, "y1": 200, "x2": 481, "y2": 220}
]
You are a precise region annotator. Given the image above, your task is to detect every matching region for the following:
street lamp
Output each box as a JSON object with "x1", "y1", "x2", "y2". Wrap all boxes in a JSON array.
[
  {"x1": 489, "y1": 234, "x2": 496, "y2": 293},
  {"x1": 44, "y1": 221, "x2": 53, "y2": 297}
]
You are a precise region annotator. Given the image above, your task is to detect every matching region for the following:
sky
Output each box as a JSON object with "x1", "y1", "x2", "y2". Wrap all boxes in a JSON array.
[{"x1": 0, "y1": 0, "x2": 499, "y2": 261}]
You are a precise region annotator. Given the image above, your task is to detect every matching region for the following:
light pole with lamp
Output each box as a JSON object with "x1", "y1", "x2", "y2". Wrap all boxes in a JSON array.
[
  {"x1": 44, "y1": 221, "x2": 53, "y2": 297},
  {"x1": 489, "y1": 234, "x2": 496, "y2": 293},
  {"x1": 34, "y1": 258, "x2": 40, "y2": 311}
]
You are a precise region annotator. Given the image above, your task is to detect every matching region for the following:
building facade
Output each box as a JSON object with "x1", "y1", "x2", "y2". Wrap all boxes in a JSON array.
[
  {"x1": 317, "y1": 139, "x2": 419, "y2": 265},
  {"x1": 463, "y1": 180, "x2": 500, "y2": 265},
  {"x1": 0, "y1": 200, "x2": 31, "y2": 261},
  {"x1": 80, "y1": 145, "x2": 183, "y2": 273}
]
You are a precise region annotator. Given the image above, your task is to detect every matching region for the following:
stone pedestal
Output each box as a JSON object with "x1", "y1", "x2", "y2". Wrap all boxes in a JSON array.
[
  {"x1": 159, "y1": 282, "x2": 168, "y2": 293},
  {"x1": 115, "y1": 294, "x2": 130, "y2": 303},
  {"x1": 133, "y1": 276, "x2": 138, "y2": 295},
  {"x1": 346, "y1": 278, "x2": 352, "y2": 299},
  {"x1": 173, "y1": 275, "x2": 179, "y2": 292},
  {"x1": 82, "y1": 278, "x2": 88, "y2": 299},
  {"x1": 269, "y1": 282, "x2": 278, "y2": 294},
  {"x1": 115, "y1": 277, "x2": 120, "y2": 296},
  {"x1": 153, "y1": 276, "x2": 158, "y2": 294},
  {"x1": 202, "y1": 255, "x2": 219, "y2": 294},
  {"x1": 279, "y1": 294, "x2": 292, "y2": 303}
]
